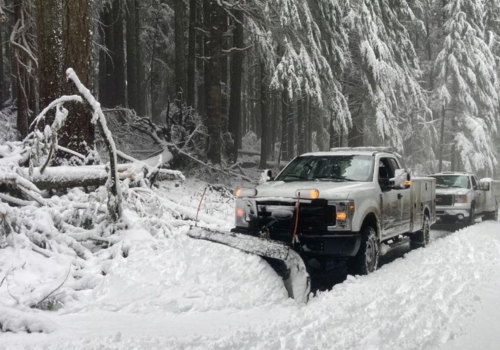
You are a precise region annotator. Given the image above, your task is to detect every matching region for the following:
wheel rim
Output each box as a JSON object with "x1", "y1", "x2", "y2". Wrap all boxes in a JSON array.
[
  {"x1": 470, "y1": 207, "x2": 475, "y2": 224},
  {"x1": 366, "y1": 236, "x2": 376, "y2": 271}
]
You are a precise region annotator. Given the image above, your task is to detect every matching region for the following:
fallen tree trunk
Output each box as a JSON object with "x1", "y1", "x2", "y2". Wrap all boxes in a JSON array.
[{"x1": 19, "y1": 164, "x2": 184, "y2": 191}]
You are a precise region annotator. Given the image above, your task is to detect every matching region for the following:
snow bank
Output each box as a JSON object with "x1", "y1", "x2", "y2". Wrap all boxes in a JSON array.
[{"x1": 3, "y1": 221, "x2": 500, "y2": 349}]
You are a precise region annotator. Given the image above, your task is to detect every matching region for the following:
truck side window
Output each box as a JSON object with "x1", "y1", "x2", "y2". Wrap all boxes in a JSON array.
[
  {"x1": 471, "y1": 176, "x2": 478, "y2": 190},
  {"x1": 388, "y1": 158, "x2": 400, "y2": 172},
  {"x1": 378, "y1": 158, "x2": 394, "y2": 179}
]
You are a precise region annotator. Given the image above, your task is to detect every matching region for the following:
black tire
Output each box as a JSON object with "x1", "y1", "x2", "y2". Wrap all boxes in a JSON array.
[
  {"x1": 468, "y1": 204, "x2": 476, "y2": 226},
  {"x1": 410, "y1": 215, "x2": 430, "y2": 249},
  {"x1": 348, "y1": 226, "x2": 379, "y2": 275}
]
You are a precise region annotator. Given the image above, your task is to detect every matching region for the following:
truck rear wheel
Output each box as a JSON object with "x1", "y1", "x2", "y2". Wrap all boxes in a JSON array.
[
  {"x1": 410, "y1": 215, "x2": 430, "y2": 249},
  {"x1": 467, "y1": 204, "x2": 476, "y2": 226},
  {"x1": 348, "y1": 226, "x2": 379, "y2": 275}
]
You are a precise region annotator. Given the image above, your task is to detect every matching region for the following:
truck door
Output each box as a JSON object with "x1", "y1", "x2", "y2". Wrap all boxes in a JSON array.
[
  {"x1": 472, "y1": 176, "x2": 485, "y2": 213},
  {"x1": 388, "y1": 157, "x2": 412, "y2": 233},
  {"x1": 378, "y1": 157, "x2": 401, "y2": 238}
]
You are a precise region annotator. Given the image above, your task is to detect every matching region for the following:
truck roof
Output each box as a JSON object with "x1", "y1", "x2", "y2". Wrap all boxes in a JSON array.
[
  {"x1": 431, "y1": 172, "x2": 474, "y2": 176},
  {"x1": 301, "y1": 147, "x2": 400, "y2": 157}
]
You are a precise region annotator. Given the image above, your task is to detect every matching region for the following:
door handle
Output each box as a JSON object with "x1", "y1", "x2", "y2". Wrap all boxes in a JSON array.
[{"x1": 398, "y1": 193, "x2": 403, "y2": 200}]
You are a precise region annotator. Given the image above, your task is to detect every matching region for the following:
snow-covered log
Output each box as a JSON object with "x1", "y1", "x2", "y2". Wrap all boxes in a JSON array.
[{"x1": 18, "y1": 164, "x2": 184, "y2": 191}]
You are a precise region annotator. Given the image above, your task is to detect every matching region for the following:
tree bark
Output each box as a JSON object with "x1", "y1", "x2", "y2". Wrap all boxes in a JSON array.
[
  {"x1": 227, "y1": 8, "x2": 244, "y2": 162},
  {"x1": 36, "y1": 0, "x2": 63, "y2": 114},
  {"x1": 13, "y1": 0, "x2": 36, "y2": 138},
  {"x1": 297, "y1": 96, "x2": 305, "y2": 155},
  {"x1": 135, "y1": 0, "x2": 146, "y2": 116},
  {"x1": 113, "y1": 0, "x2": 126, "y2": 107},
  {"x1": 204, "y1": 0, "x2": 223, "y2": 164},
  {"x1": 259, "y1": 60, "x2": 269, "y2": 169},
  {"x1": 438, "y1": 105, "x2": 445, "y2": 172},
  {"x1": 186, "y1": 0, "x2": 196, "y2": 108},
  {"x1": 175, "y1": 0, "x2": 186, "y2": 102},
  {"x1": 126, "y1": 0, "x2": 138, "y2": 111},
  {"x1": 60, "y1": 0, "x2": 94, "y2": 155},
  {"x1": 281, "y1": 85, "x2": 289, "y2": 161}
]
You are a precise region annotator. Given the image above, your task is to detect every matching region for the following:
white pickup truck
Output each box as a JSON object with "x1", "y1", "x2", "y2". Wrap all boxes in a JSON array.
[
  {"x1": 430, "y1": 172, "x2": 500, "y2": 224},
  {"x1": 233, "y1": 148, "x2": 436, "y2": 275}
]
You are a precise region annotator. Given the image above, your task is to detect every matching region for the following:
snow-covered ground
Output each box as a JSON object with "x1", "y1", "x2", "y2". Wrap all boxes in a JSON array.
[{"x1": 2, "y1": 179, "x2": 500, "y2": 349}]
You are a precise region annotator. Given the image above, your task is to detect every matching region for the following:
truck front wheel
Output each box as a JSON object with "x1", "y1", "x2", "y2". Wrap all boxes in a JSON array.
[
  {"x1": 410, "y1": 215, "x2": 430, "y2": 249},
  {"x1": 348, "y1": 226, "x2": 379, "y2": 275}
]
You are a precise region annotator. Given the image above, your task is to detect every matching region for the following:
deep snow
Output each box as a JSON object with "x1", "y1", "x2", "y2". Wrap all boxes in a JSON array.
[{"x1": 2, "y1": 180, "x2": 500, "y2": 349}]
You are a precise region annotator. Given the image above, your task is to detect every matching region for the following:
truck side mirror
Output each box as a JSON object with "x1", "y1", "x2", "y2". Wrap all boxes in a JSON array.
[
  {"x1": 479, "y1": 182, "x2": 490, "y2": 191},
  {"x1": 390, "y1": 169, "x2": 409, "y2": 189},
  {"x1": 260, "y1": 169, "x2": 274, "y2": 183}
]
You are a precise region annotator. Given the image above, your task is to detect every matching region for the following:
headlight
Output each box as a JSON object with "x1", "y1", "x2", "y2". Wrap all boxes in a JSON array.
[
  {"x1": 295, "y1": 189, "x2": 320, "y2": 199},
  {"x1": 235, "y1": 187, "x2": 257, "y2": 198},
  {"x1": 335, "y1": 200, "x2": 355, "y2": 222},
  {"x1": 327, "y1": 200, "x2": 355, "y2": 231},
  {"x1": 235, "y1": 200, "x2": 253, "y2": 227},
  {"x1": 454, "y1": 195, "x2": 468, "y2": 204}
]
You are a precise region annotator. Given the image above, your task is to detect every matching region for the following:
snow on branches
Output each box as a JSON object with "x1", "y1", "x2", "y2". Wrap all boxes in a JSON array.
[{"x1": 434, "y1": 0, "x2": 500, "y2": 173}]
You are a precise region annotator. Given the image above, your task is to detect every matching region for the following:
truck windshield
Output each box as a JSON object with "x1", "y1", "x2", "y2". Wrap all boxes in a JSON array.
[
  {"x1": 431, "y1": 175, "x2": 470, "y2": 189},
  {"x1": 276, "y1": 155, "x2": 374, "y2": 182}
]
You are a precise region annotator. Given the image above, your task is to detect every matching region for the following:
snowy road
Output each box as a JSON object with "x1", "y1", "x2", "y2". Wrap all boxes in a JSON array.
[{"x1": 2, "y1": 221, "x2": 500, "y2": 349}]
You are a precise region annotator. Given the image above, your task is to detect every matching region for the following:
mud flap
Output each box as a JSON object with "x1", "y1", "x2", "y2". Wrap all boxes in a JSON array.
[{"x1": 187, "y1": 227, "x2": 311, "y2": 303}]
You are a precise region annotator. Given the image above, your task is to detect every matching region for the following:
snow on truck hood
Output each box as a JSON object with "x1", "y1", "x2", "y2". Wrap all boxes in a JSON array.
[
  {"x1": 254, "y1": 180, "x2": 370, "y2": 199},
  {"x1": 436, "y1": 187, "x2": 469, "y2": 195}
]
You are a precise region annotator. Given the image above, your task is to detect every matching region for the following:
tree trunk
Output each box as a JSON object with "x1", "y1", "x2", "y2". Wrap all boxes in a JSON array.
[
  {"x1": 13, "y1": 0, "x2": 36, "y2": 138},
  {"x1": 175, "y1": 0, "x2": 186, "y2": 103},
  {"x1": 126, "y1": 0, "x2": 138, "y2": 111},
  {"x1": 36, "y1": 0, "x2": 63, "y2": 114},
  {"x1": 135, "y1": 0, "x2": 146, "y2": 116},
  {"x1": 113, "y1": 0, "x2": 126, "y2": 107},
  {"x1": 60, "y1": 0, "x2": 94, "y2": 155},
  {"x1": 287, "y1": 95, "x2": 294, "y2": 158},
  {"x1": 281, "y1": 85, "x2": 289, "y2": 161},
  {"x1": 259, "y1": 60, "x2": 269, "y2": 169},
  {"x1": 0, "y1": 23, "x2": 3, "y2": 106},
  {"x1": 348, "y1": 102, "x2": 364, "y2": 147},
  {"x1": 186, "y1": 0, "x2": 196, "y2": 108},
  {"x1": 297, "y1": 96, "x2": 305, "y2": 155},
  {"x1": 438, "y1": 105, "x2": 445, "y2": 172},
  {"x1": 307, "y1": 97, "x2": 312, "y2": 152},
  {"x1": 227, "y1": 8, "x2": 244, "y2": 163},
  {"x1": 204, "y1": 0, "x2": 223, "y2": 164}
]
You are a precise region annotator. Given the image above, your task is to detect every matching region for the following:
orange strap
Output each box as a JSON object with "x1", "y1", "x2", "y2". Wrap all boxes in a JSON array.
[{"x1": 195, "y1": 186, "x2": 208, "y2": 226}]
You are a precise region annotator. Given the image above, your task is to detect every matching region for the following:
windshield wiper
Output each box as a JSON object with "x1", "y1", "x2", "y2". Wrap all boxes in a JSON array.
[
  {"x1": 314, "y1": 176, "x2": 355, "y2": 182},
  {"x1": 282, "y1": 175, "x2": 308, "y2": 182}
]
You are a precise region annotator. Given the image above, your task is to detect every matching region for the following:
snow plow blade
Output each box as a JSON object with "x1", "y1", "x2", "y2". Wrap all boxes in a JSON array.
[{"x1": 187, "y1": 227, "x2": 311, "y2": 303}]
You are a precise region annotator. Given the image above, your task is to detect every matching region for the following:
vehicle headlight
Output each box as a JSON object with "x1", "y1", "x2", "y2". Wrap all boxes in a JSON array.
[
  {"x1": 454, "y1": 195, "x2": 468, "y2": 204},
  {"x1": 235, "y1": 199, "x2": 254, "y2": 227},
  {"x1": 335, "y1": 200, "x2": 355, "y2": 222},
  {"x1": 235, "y1": 187, "x2": 257, "y2": 198}
]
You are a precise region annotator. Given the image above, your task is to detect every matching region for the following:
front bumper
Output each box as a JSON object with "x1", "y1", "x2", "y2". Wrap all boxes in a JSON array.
[
  {"x1": 231, "y1": 228, "x2": 361, "y2": 257},
  {"x1": 435, "y1": 206, "x2": 471, "y2": 223}
]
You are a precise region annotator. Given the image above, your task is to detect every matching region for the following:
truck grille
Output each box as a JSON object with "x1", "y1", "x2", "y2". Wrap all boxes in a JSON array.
[
  {"x1": 436, "y1": 194, "x2": 453, "y2": 206},
  {"x1": 255, "y1": 200, "x2": 334, "y2": 243}
]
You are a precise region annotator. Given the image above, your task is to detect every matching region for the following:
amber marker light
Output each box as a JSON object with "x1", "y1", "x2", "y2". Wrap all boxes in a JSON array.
[
  {"x1": 336, "y1": 212, "x2": 348, "y2": 221},
  {"x1": 236, "y1": 208, "x2": 244, "y2": 217},
  {"x1": 235, "y1": 187, "x2": 243, "y2": 197}
]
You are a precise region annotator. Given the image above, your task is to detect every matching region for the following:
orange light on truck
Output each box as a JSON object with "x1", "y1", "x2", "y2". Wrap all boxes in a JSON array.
[
  {"x1": 336, "y1": 212, "x2": 348, "y2": 220},
  {"x1": 236, "y1": 208, "x2": 244, "y2": 217}
]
